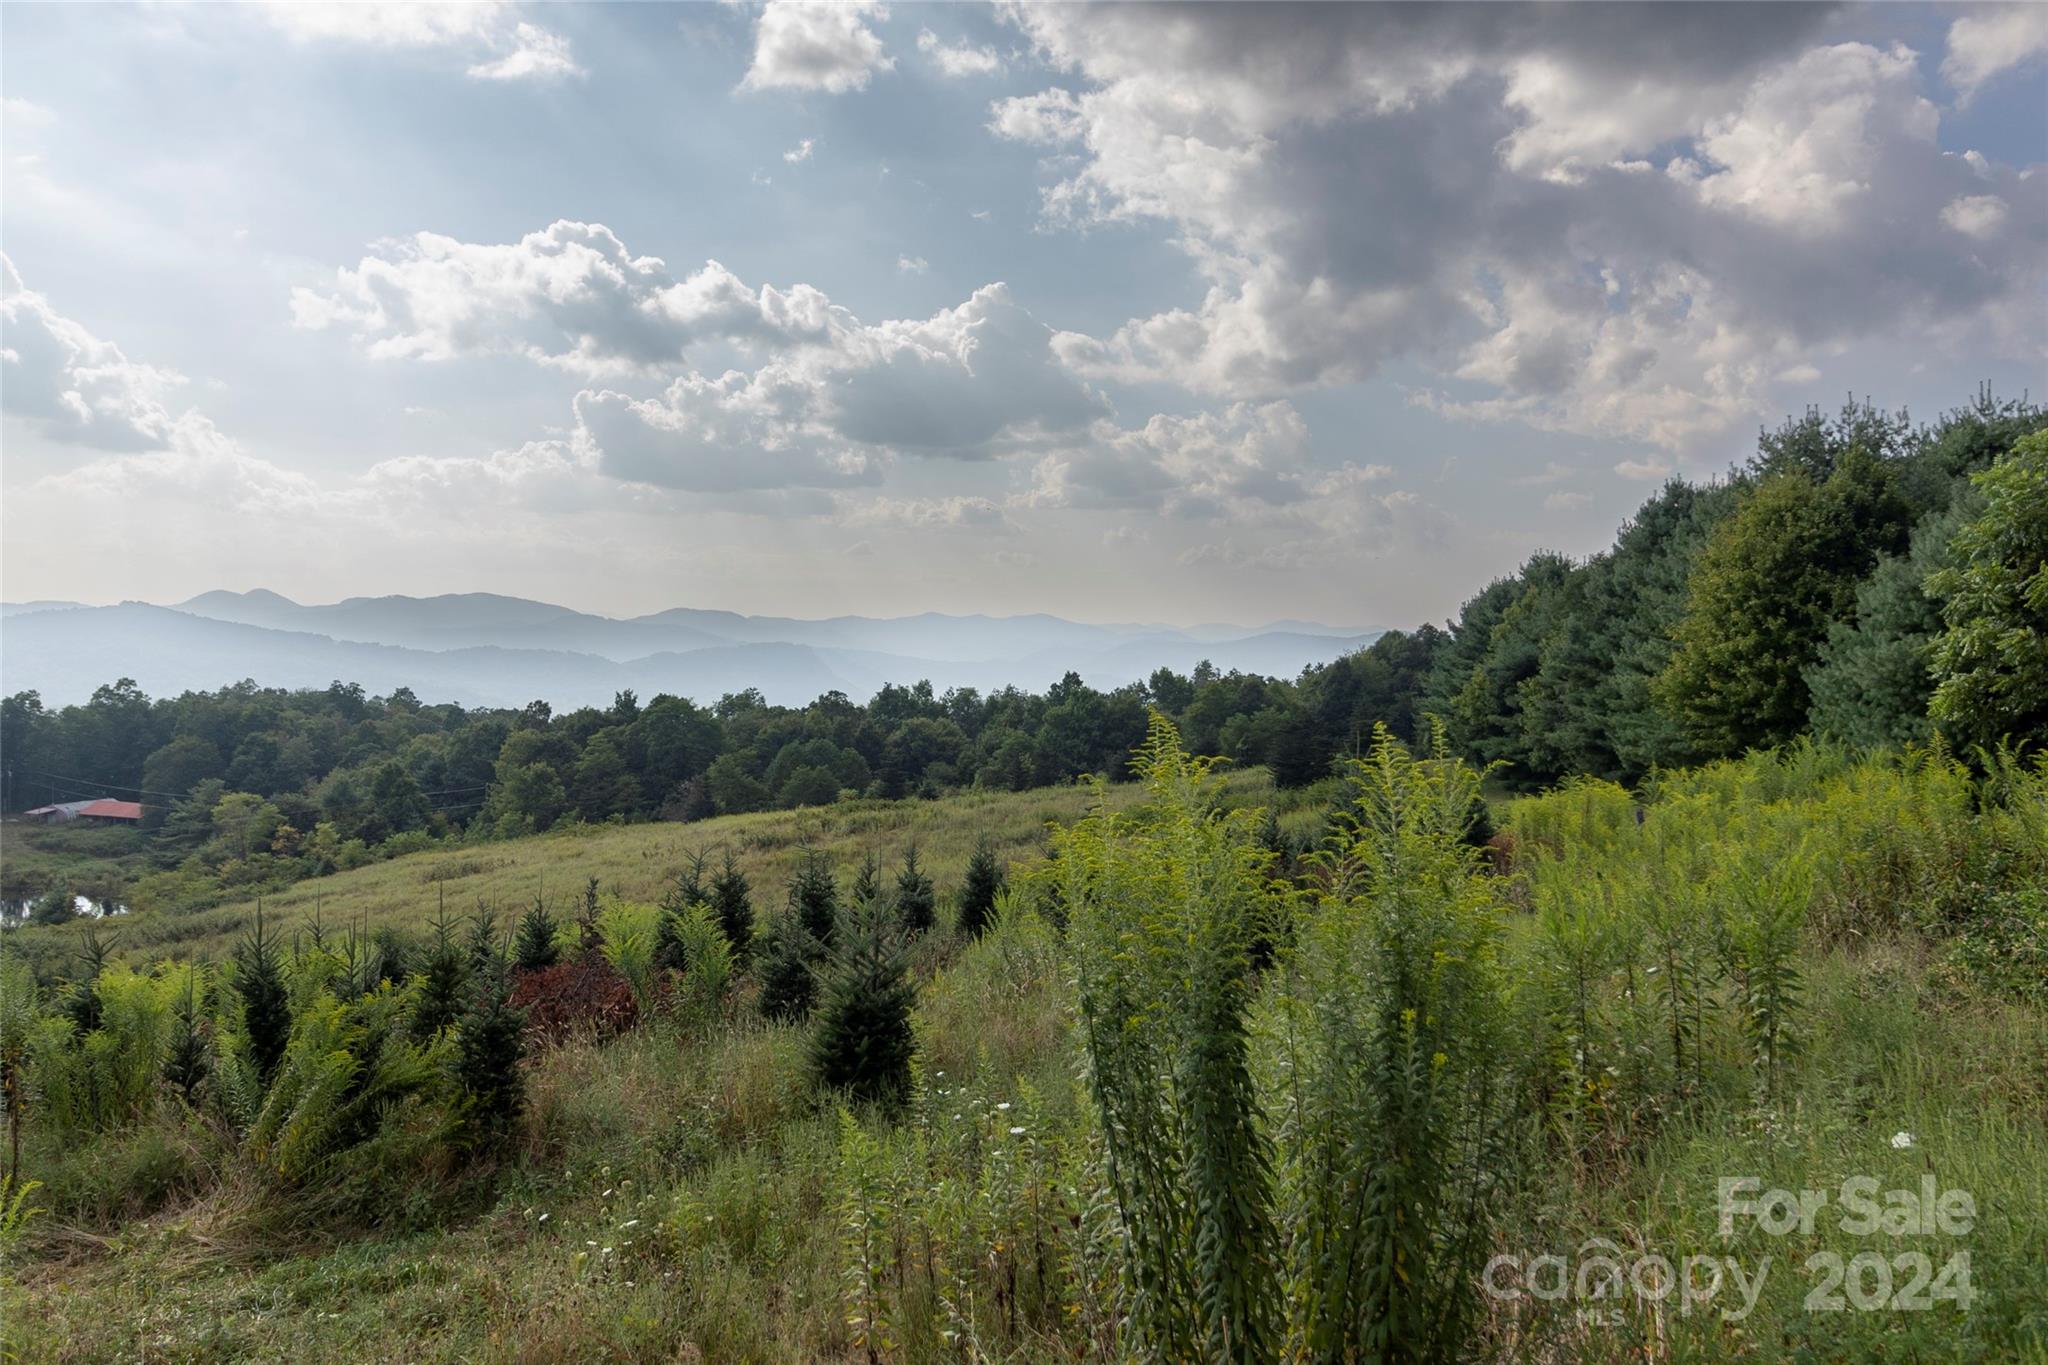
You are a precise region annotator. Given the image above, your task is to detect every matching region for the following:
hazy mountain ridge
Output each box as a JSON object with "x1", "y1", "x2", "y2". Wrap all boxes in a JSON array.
[{"x1": 0, "y1": 591, "x2": 1381, "y2": 708}]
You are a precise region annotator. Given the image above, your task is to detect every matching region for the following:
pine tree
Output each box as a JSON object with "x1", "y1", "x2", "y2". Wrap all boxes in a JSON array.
[
  {"x1": 513, "y1": 897, "x2": 560, "y2": 973},
  {"x1": 465, "y1": 907, "x2": 502, "y2": 975},
  {"x1": 63, "y1": 924, "x2": 114, "y2": 1034},
  {"x1": 848, "y1": 848, "x2": 882, "y2": 908},
  {"x1": 454, "y1": 952, "x2": 527, "y2": 1146},
  {"x1": 956, "y1": 837, "x2": 1004, "y2": 939},
  {"x1": 789, "y1": 847, "x2": 840, "y2": 945},
  {"x1": 710, "y1": 848, "x2": 755, "y2": 965},
  {"x1": 164, "y1": 970, "x2": 210, "y2": 1102},
  {"x1": 893, "y1": 844, "x2": 937, "y2": 936},
  {"x1": 411, "y1": 908, "x2": 468, "y2": 1042},
  {"x1": 757, "y1": 913, "x2": 821, "y2": 1022},
  {"x1": 577, "y1": 876, "x2": 604, "y2": 955},
  {"x1": 809, "y1": 901, "x2": 916, "y2": 1108},
  {"x1": 235, "y1": 905, "x2": 290, "y2": 1088},
  {"x1": 369, "y1": 927, "x2": 410, "y2": 986},
  {"x1": 657, "y1": 850, "x2": 709, "y2": 970}
]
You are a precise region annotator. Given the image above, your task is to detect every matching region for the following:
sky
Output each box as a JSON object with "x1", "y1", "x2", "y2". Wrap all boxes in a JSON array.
[{"x1": 2, "y1": 2, "x2": 2043, "y2": 631}]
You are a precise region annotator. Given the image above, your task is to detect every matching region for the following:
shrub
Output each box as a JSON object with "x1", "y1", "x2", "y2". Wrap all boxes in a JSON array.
[
  {"x1": 597, "y1": 899, "x2": 662, "y2": 1015},
  {"x1": 513, "y1": 898, "x2": 560, "y2": 973},
  {"x1": 891, "y1": 844, "x2": 936, "y2": 937},
  {"x1": 788, "y1": 847, "x2": 839, "y2": 945},
  {"x1": 454, "y1": 955, "x2": 526, "y2": 1146},
  {"x1": 1278, "y1": 722, "x2": 1515, "y2": 1361},
  {"x1": 1056, "y1": 714, "x2": 1280, "y2": 1361},
  {"x1": 757, "y1": 914, "x2": 820, "y2": 1023},
  {"x1": 235, "y1": 909, "x2": 290, "y2": 1088},
  {"x1": 409, "y1": 910, "x2": 469, "y2": 1043},
  {"x1": 810, "y1": 900, "x2": 916, "y2": 1109},
  {"x1": 710, "y1": 849, "x2": 755, "y2": 965},
  {"x1": 1, "y1": 954, "x2": 39, "y2": 1188},
  {"x1": 507, "y1": 958, "x2": 637, "y2": 1044},
  {"x1": 245, "y1": 983, "x2": 450, "y2": 1186},
  {"x1": 955, "y1": 837, "x2": 1003, "y2": 939}
]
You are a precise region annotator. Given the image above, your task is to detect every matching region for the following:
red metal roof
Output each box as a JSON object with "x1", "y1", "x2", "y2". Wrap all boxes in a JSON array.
[{"x1": 76, "y1": 799, "x2": 144, "y2": 821}]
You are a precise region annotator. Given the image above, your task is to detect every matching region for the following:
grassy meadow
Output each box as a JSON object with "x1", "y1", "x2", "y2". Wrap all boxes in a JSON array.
[{"x1": 2, "y1": 736, "x2": 2044, "y2": 1363}]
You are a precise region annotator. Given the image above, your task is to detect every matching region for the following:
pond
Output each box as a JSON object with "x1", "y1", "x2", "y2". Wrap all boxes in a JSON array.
[{"x1": 0, "y1": 894, "x2": 131, "y2": 928}]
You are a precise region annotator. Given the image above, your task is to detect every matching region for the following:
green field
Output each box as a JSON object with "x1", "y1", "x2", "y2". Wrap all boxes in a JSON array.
[{"x1": 2, "y1": 741, "x2": 2043, "y2": 1363}]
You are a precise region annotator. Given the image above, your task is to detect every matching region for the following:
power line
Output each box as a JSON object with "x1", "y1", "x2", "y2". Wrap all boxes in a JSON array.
[{"x1": 19, "y1": 769, "x2": 194, "y2": 800}]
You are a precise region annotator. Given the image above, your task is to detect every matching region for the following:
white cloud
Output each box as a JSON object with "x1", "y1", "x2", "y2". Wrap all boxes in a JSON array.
[
  {"x1": 742, "y1": 1, "x2": 893, "y2": 94},
  {"x1": 293, "y1": 221, "x2": 846, "y2": 378},
  {"x1": 991, "y1": 8, "x2": 2046, "y2": 451},
  {"x1": 259, "y1": 2, "x2": 580, "y2": 81},
  {"x1": 896, "y1": 255, "x2": 928, "y2": 274},
  {"x1": 1941, "y1": 193, "x2": 2010, "y2": 239},
  {"x1": 1512, "y1": 461, "x2": 1577, "y2": 487},
  {"x1": 1943, "y1": 7, "x2": 2048, "y2": 102},
  {"x1": 566, "y1": 281, "x2": 1110, "y2": 489},
  {"x1": 917, "y1": 28, "x2": 1001, "y2": 79},
  {"x1": 3, "y1": 97, "x2": 56, "y2": 127},
  {"x1": 1, "y1": 253, "x2": 196, "y2": 452},
  {"x1": 1542, "y1": 490, "x2": 1591, "y2": 511},
  {"x1": 783, "y1": 138, "x2": 815, "y2": 164},
  {"x1": 1690, "y1": 44, "x2": 1937, "y2": 233},
  {"x1": 467, "y1": 22, "x2": 582, "y2": 82},
  {"x1": 838, "y1": 493, "x2": 1016, "y2": 533},
  {"x1": 1614, "y1": 457, "x2": 1674, "y2": 481}
]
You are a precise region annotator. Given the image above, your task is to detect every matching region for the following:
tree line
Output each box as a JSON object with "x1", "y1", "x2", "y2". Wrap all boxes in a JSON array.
[{"x1": 4, "y1": 386, "x2": 2040, "y2": 914}]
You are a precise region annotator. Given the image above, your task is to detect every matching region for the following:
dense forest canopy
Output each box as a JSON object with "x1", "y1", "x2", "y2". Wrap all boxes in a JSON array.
[{"x1": 4, "y1": 388, "x2": 2042, "y2": 917}]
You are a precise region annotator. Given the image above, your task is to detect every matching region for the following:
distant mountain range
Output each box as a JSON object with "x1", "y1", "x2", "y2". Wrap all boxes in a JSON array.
[{"x1": 0, "y1": 592, "x2": 1381, "y2": 710}]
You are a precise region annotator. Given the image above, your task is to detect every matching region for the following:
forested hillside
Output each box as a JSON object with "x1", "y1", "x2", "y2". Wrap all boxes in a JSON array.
[{"x1": 6, "y1": 388, "x2": 2041, "y2": 926}]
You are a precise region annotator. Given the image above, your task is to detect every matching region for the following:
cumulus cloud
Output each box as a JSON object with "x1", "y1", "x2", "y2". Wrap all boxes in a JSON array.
[
  {"x1": 992, "y1": 5, "x2": 2046, "y2": 450},
  {"x1": 292, "y1": 221, "x2": 847, "y2": 378},
  {"x1": 2, "y1": 254, "x2": 196, "y2": 452},
  {"x1": 1942, "y1": 193, "x2": 2010, "y2": 239},
  {"x1": 467, "y1": 23, "x2": 581, "y2": 82},
  {"x1": 1943, "y1": 6, "x2": 2048, "y2": 102},
  {"x1": 783, "y1": 138, "x2": 815, "y2": 163},
  {"x1": 1019, "y1": 398, "x2": 1410, "y2": 548},
  {"x1": 743, "y1": 1, "x2": 892, "y2": 94},
  {"x1": 918, "y1": 28, "x2": 1001, "y2": 78},
  {"x1": 259, "y1": 1, "x2": 581, "y2": 80},
  {"x1": 897, "y1": 255, "x2": 929, "y2": 274},
  {"x1": 573, "y1": 281, "x2": 1110, "y2": 490},
  {"x1": 838, "y1": 493, "x2": 1018, "y2": 533}
]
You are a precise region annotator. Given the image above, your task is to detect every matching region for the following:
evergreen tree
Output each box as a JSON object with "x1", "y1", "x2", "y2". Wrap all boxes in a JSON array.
[
  {"x1": 1928, "y1": 431, "x2": 2048, "y2": 753},
  {"x1": 1807, "y1": 497, "x2": 1971, "y2": 747},
  {"x1": 576, "y1": 876, "x2": 604, "y2": 955},
  {"x1": 847, "y1": 848, "x2": 882, "y2": 908},
  {"x1": 757, "y1": 913, "x2": 821, "y2": 1023},
  {"x1": 1658, "y1": 448, "x2": 1911, "y2": 756},
  {"x1": 657, "y1": 851, "x2": 710, "y2": 970},
  {"x1": 465, "y1": 907, "x2": 502, "y2": 975},
  {"x1": 513, "y1": 897, "x2": 560, "y2": 973},
  {"x1": 164, "y1": 970, "x2": 210, "y2": 1103},
  {"x1": 454, "y1": 953, "x2": 527, "y2": 1146},
  {"x1": 368, "y1": 927, "x2": 410, "y2": 987},
  {"x1": 955, "y1": 838, "x2": 1003, "y2": 939},
  {"x1": 411, "y1": 908, "x2": 468, "y2": 1042},
  {"x1": 235, "y1": 906, "x2": 290, "y2": 1088},
  {"x1": 710, "y1": 848, "x2": 755, "y2": 965},
  {"x1": 788, "y1": 847, "x2": 840, "y2": 945},
  {"x1": 891, "y1": 844, "x2": 936, "y2": 935},
  {"x1": 809, "y1": 901, "x2": 916, "y2": 1108},
  {"x1": 62, "y1": 924, "x2": 113, "y2": 1034}
]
